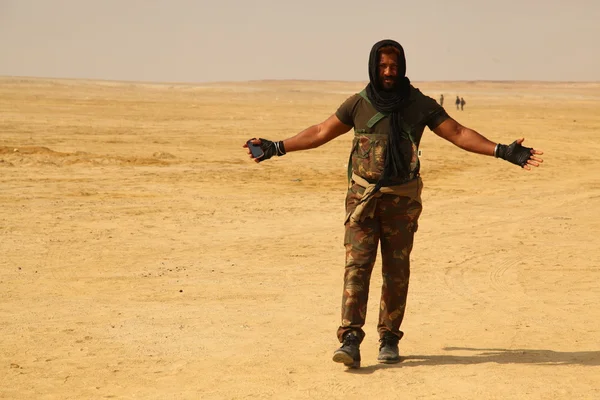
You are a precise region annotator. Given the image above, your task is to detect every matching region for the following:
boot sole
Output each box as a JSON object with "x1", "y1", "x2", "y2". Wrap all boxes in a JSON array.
[
  {"x1": 377, "y1": 356, "x2": 402, "y2": 364},
  {"x1": 332, "y1": 351, "x2": 360, "y2": 368}
]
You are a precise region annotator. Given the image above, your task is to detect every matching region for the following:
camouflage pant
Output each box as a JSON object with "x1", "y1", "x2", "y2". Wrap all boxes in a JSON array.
[{"x1": 337, "y1": 182, "x2": 422, "y2": 343}]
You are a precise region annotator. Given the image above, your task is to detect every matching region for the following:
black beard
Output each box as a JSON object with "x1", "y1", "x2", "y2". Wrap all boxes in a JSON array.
[{"x1": 381, "y1": 77, "x2": 397, "y2": 91}]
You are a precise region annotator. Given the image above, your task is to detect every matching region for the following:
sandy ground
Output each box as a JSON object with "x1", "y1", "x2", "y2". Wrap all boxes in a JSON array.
[{"x1": 1, "y1": 77, "x2": 599, "y2": 399}]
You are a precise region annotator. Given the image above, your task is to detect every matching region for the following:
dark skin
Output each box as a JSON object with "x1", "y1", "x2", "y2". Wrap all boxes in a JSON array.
[
  {"x1": 243, "y1": 53, "x2": 544, "y2": 169},
  {"x1": 379, "y1": 53, "x2": 398, "y2": 91}
]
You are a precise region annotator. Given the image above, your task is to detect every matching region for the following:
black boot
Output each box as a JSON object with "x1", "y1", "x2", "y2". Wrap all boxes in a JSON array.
[
  {"x1": 332, "y1": 332, "x2": 361, "y2": 368},
  {"x1": 377, "y1": 332, "x2": 401, "y2": 364}
]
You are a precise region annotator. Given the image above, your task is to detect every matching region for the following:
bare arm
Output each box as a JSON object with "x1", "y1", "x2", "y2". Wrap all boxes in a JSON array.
[
  {"x1": 243, "y1": 114, "x2": 352, "y2": 162},
  {"x1": 432, "y1": 117, "x2": 496, "y2": 156},
  {"x1": 282, "y1": 114, "x2": 352, "y2": 152},
  {"x1": 432, "y1": 117, "x2": 544, "y2": 170}
]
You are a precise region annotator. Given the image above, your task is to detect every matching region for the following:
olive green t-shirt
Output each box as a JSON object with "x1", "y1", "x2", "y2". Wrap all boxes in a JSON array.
[
  {"x1": 336, "y1": 86, "x2": 449, "y2": 183},
  {"x1": 335, "y1": 86, "x2": 449, "y2": 142}
]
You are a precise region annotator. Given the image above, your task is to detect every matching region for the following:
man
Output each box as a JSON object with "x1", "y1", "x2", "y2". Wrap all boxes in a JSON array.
[
  {"x1": 455, "y1": 95, "x2": 461, "y2": 110},
  {"x1": 439, "y1": 93, "x2": 444, "y2": 106},
  {"x1": 243, "y1": 39, "x2": 543, "y2": 369},
  {"x1": 461, "y1": 97, "x2": 466, "y2": 110}
]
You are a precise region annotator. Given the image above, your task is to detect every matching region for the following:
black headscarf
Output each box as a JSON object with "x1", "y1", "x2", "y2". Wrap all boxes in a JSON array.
[{"x1": 364, "y1": 39, "x2": 413, "y2": 190}]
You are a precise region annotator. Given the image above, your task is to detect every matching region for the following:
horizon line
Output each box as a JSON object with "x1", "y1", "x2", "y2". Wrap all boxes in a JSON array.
[{"x1": 2, "y1": 75, "x2": 600, "y2": 86}]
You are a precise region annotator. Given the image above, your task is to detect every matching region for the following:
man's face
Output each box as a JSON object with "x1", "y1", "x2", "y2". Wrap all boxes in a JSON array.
[{"x1": 378, "y1": 52, "x2": 399, "y2": 91}]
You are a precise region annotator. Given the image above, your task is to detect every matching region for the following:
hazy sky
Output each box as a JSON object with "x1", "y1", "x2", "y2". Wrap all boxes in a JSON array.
[{"x1": 1, "y1": 0, "x2": 599, "y2": 83}]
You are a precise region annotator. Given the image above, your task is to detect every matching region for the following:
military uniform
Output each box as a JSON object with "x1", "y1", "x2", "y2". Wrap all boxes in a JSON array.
[{"x1": 335, "y1": 86, "x2": 449, "y2": 343}]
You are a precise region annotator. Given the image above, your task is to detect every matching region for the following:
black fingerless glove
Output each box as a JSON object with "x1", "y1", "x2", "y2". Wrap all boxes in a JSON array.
[
  {"x1": 257, "y1": 138, "x2": 286, "y2": 162},
  {"x1": 495, "y1": 140, "x2": 532, "y2": 168}
]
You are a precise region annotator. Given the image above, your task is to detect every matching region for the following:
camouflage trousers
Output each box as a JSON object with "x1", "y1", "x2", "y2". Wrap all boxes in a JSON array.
[{"x1": 337, "y1": 182, "x2": 422, "y2": 343}]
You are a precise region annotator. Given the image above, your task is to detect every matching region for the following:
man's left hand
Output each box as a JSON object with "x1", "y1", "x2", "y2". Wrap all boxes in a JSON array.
[{"x1": 496, "y1": 138, "x2": 544, "y2": 170}]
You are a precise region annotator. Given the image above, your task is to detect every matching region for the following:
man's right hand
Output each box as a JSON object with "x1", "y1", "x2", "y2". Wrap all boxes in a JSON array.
[{"x1": 243, "y1": 138, "x2": 286, "y2": 163}]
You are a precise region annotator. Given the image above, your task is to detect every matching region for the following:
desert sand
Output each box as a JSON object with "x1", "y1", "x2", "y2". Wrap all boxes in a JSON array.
[{"x1": 1, "y1": 77, "x2": 599, "y2": 399}]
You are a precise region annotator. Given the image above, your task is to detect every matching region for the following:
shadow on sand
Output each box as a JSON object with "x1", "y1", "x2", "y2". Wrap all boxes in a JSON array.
[{"x1": 346, "y1": 347, "x2": 600, "y2": 374}]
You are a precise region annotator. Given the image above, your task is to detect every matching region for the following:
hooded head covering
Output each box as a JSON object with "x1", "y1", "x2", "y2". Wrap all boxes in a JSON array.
[
  {"x1": 363, "y1": 39, "x2": 414, "y2": 191},
  {"x1": 366, "y1": 39, "x2": 409, "y2": 102}
]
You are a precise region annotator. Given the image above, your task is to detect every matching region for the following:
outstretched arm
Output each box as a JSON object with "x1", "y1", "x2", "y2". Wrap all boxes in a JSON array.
[
  {"x1": 432, "y1": 118, "x2": 544, "y2": 170},
  {"x1": 282, "y1": 114, "x2": 352, "y2": 152},
  {"x1": 433, "y1": 118, "x2": 496, "y2": 156},
  {"x1": 243, "y1": 114, "x2": 352, "y2": 162}
]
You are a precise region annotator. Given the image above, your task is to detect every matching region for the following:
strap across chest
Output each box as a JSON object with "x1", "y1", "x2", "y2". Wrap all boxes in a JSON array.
[{"x1": 359, "y1": 90, "x2": 388, "y2": 128}]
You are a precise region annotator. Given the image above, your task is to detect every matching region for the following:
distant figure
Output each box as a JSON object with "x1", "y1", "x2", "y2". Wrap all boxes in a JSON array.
[
  {"x1": 439, "y1": 94, "x2": 444, "y2": 106},
  {"x1": 455, "y1": 96, "x2": 460, "y2": 110},
  {"x1": 460, "y1": 97, "x2": 466, "y2": 111}
]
